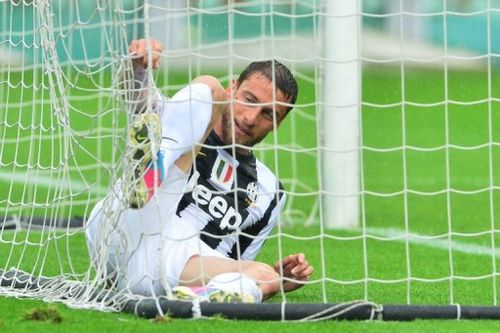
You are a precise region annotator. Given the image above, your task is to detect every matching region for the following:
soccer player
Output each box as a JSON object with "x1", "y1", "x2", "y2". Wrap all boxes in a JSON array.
[{"x1": 86, "y1": 38, "x2": 313, "y2": 303}]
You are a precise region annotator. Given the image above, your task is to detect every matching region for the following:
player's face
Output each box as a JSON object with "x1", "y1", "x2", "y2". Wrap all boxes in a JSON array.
[{"x1": 215, "y1": 74, "x2": 290, "y2": 150}]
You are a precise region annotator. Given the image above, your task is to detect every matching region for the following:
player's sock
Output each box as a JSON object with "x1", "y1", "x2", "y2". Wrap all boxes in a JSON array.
[{"x1": 206, "y1": 272, "x2": 263, "y2": 303}]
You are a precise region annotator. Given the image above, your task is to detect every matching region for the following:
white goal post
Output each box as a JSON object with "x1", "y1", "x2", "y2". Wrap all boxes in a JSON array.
[
  {"x1": 321, "y1": 0, "x2": 360, "y2": 228},
  {"x1": 2, "y1": 0, "x2": 500, "y2": 321}
]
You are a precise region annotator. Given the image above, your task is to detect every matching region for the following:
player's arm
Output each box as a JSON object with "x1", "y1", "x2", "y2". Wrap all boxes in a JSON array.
[
  {"x1": 238, "y1": 190, "x2": 287, "y2": 261},
  {"x1": 238, "y1": 186, "x2": 313, "y2": 293},
  {"x1": 122, "y1": 38, "x2": 163, "y2": 114},
  {"x1": 238, "y1": 177, "x2": 289, "y2": 260}
]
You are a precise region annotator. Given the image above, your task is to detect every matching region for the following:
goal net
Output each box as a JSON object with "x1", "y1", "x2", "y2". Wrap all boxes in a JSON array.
[{"x1": 1, "y1": 0, "x2": 499, "y2": 320}]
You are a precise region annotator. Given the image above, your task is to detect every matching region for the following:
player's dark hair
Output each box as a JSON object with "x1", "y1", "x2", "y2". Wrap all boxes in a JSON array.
[{"x1": 237, "y1": 60, "x2": 299, "y2": 113}]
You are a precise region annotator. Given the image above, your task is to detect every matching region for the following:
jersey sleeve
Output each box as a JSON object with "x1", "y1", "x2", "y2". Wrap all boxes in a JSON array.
[{"x1": 238, "y1": 186, "x2": 287, "y2": 261}]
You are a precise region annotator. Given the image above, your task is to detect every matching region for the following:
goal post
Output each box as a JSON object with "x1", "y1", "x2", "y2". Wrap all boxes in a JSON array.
[{"x1": 320, "y1": 0, "x2": 361, "y2": 229}]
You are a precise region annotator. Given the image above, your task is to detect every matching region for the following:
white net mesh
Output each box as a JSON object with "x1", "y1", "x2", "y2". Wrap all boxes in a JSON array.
[{"x1": 1, "y1": 0, "x2": 500, "y2": 317}]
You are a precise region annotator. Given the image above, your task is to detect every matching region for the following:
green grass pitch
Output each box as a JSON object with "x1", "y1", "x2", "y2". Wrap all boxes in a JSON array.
[{"x1": 1, "y1": 65, "x2": 500, "y2": 332}]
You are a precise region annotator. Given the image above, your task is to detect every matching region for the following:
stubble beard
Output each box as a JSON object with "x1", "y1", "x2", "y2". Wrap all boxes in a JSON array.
[{"x1": 220, "y1": 109, "x2": 265, "y2": 149}]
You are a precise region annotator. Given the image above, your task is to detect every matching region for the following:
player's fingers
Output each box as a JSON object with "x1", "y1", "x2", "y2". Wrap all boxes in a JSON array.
[
  {"x1": 152, "y1": 39, "x2": 163, "y2": 53},
  {"x1": 152, "y1": 51, "x2": 161, "y2": 69},
  {"x1": 144, "y1": 39, "x2": 162, "y2": 69},
  {"x1": 296, "y1": 253, "x2": 305, "y2": 264},
  {"x1": 142, "y1": 43, "x2": 150, "y2": 68},
  {"x1": 279, "y1": 255, "x2": 292, "y2": 266},
  {"x1": 294, "y1": 258, "x2": 309, "y2": 270},
  {"x1": 282, "y1": 253, "x2": 301, "y2": 266},
  {"x1": 289, "y1": 253, "x2": 305, "y2": 265},
  {"x1": 290, "y1": 265, "x2": 305, "y2": 277},
  {"x1": 135, "y1": 43, "x2": 146, "y2": 61},
  {"x1": 290, "y1": 260, "x2": 311, "y2": 276},
  {"x1": 137, "y1": 39, "x2": 148, "y2": 55},
  {"x1": 129, "y1": 40, "x2": 138, "y2": 54},
  {"x1": 292, "y1": 266, "x2": 313, "y2": 281},
  {"x1": 300, "y1": 266, "x2": 314, "y2": 279},
  {"x1": 279, "y1": 262, "x2": 292, "y2": 275}
]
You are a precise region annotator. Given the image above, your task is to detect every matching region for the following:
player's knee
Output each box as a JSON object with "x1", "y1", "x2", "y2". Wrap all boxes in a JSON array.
[
  {"x1": 192, "y1": 75, "x2": 225, "y2": 101},
  {"x1": 192, "y1": 75, "x2": 226, "y2": 119}
]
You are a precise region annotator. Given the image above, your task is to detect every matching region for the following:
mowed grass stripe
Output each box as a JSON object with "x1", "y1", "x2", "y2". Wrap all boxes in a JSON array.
[
  {"x1": 365, "y1": 227, "x2": 500, "y2": 258},
  {"x1": 0, "y1": 168, "x2": 108, "y2": 196}
]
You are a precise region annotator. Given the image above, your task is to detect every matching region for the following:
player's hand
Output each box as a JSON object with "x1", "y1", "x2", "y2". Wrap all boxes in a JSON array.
[
  {"x1": 273, "y1": 253, "x2": 314, "y2": 292},
  {"x1": 129, "y1": 38, "x2": 163, "y2": 70}
]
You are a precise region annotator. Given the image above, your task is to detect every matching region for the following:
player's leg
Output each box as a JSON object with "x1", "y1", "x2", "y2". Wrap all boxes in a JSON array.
[
  {"x1": 129, "y1": 82, "x2": 224, "y2": 208},
  {"x1": 85, "y1": 190, "x2": 168, "y2": 296},
  {"x1": 158, "y1": 212, "x2": 278, "y2": 302},
  {"x1": 178, "y1": 255, "x2": 281, "y2": 302},
  {"x1": 105, "y1": 83, "x2": 223, "y2": 293},
  {"x1": 86, "y1": 79, "x2": 227, "y2": 296}
]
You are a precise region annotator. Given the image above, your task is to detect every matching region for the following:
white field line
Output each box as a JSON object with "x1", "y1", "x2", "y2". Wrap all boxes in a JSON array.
[
  {"x1": 365, "y1": 227, "x2": 500, "y2": 258},
  {"x1": 0, "y1": 168, "x2": 108, "y2": 196}
]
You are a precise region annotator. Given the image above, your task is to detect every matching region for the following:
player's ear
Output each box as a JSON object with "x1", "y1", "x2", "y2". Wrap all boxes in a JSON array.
[
  {"x1": 276, "y1": 112, "x2": 286, "y2": 128},
  {"x1": 226, "y1": 79, "x2": 238, "y2": 99},
  {"x1": 276, "y1": 102, "x2": 291, "y2": 127}
]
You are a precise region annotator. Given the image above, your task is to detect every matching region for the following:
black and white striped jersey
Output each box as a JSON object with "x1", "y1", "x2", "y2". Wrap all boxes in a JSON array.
[{"x1": 176, "y1": 131, "x2": 286, "y2": 261}]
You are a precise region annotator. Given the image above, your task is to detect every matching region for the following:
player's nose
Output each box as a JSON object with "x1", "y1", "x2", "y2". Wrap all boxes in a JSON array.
[{"x1": 243, "y1": 107, "x2": 260, "y2": 125}]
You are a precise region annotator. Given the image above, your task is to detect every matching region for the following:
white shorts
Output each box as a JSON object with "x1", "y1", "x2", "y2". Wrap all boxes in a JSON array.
[{"x1": 85, "y1": 83, "x2": 226, "y2": 297}]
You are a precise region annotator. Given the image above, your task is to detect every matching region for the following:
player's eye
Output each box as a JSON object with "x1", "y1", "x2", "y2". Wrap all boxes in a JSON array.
[
  {"x1": 244, "y1": 95, "x2": 256, "y2": 104},
  {"x1": 262, "y1": 109, "x2": 274, "y2": 120}
]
